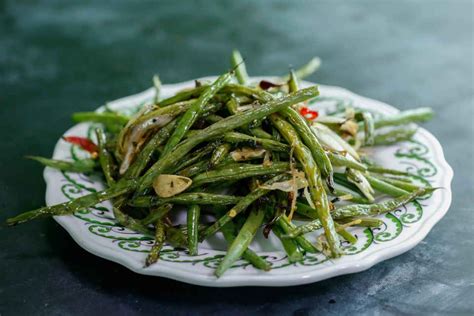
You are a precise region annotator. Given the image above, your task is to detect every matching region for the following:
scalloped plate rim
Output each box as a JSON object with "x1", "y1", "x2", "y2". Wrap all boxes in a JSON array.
[{"x1": 45, "y1": 78, "x2": 453, "y2": 287}]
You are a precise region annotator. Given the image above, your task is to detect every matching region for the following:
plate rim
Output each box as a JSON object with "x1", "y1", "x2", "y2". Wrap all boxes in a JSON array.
[{"x1": 46, "y1": 78, "x2": 453, "y2": 287}]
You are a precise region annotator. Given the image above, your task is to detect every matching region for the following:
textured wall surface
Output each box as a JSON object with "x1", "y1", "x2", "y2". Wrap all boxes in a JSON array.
[{"x1": 1, "y1": 1, "x2": 473, "y2": 315}]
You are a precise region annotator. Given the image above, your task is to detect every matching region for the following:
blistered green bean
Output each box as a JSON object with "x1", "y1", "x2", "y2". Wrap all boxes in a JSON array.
[
  {"x1": 130, "y1": 193, "x2": 241, "y2": 208},
  {"x1": 95, "y1": 128, "x2": 115, "y2": 186},
  {"x1": 365, "y1": 174, "x2": 409, "y2": 197},
  {"x1": 145, "y1": 220, "x2": 166, "y2": 267},
  {"x1": 187, "y1": 205, "x2": 200, "y2": 256},
  {"x1": 374, "y1": 107, "x2": 433, "y2": 128},
  {"x1": 142, "y1": 204, "x2": 173, "y2": 226},
  {"x1": 190, "y1": 162, "x2": 290, "y2": 188},
  {"x1": 26, "y1": 156, "x2": 97, "y2": 173},
  {"x1": 215, "y1": 207, "x2": 265, "y2": 277}
]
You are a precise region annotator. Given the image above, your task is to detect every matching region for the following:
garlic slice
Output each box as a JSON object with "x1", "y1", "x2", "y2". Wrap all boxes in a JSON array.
[
  {"x1": 230, "y1": 147, "x2": 266, "y2": 161},
  {"x1": 153, "y1": 174, "x2": 192, "y2": 198},
  {"x1": 340, "y1": 120, "x2": 359, "y2": 136}
]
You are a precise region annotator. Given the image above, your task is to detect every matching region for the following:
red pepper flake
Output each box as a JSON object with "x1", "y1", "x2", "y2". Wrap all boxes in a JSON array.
[
  {"x1": 63, "y1": 136, "x2": 99, "y2": 156},
  {"x1": 299, "y1": 107, "x2": 319, "y2": 120},
  {"x1": 259, "y1": 80, "x2": 283, "y2": 90}
]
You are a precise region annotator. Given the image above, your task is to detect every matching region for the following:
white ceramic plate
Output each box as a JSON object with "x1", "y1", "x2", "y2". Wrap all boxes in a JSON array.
[{"x1": 46, "y1": 77, "x2": 453, "y2": 287}]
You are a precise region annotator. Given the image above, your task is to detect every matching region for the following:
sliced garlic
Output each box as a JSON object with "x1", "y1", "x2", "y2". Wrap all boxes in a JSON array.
[
  {"x1": 230, "y1": 147, "x2": 266, "y2": 161},
  {"x1": 153, "y1": 174, "x2": 192, "y2": 198},
  {"x1": 340, "y1": 119, "x2": 359, "y2": 137}
]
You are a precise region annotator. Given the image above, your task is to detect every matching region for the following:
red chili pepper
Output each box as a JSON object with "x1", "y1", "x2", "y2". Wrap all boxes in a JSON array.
[
  {"x1": 299, "y1": 107, "x2": 319, "y2": 120},
  {"x1": 63, "y1": 136, "x2": 99, "y2": 155},
  {"x1": 259, "y1": 80, "x2": 283, "y2": 90}
]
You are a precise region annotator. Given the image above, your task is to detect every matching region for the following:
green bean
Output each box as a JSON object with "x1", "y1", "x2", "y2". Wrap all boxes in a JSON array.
[
  {"x1": 95, "y1": 128, "x2": 115, "y2": 186},
  {"x1": 210, "y1": 143, "x2": 231, "y2": 167},
  {"x1": 273, "y1": 225, "x2": 303, "y2": 263},
  {"x1": 280, "y1": 107, "x2": 334, "y2": 185},
  {"x1": 162, "y1": 72, "x2": 233, "y2": 155},
  {"x1": 145, "y1": 220, "x2": 165, "y2": 267},
  {"x1": 26, "y1": 156, "x2": 97, "y2": 173},
  {"x1": 129, "y1": 193, "x2": 241, "y2": 208},
  {"x1": 137, "y1": 86, "x2": 319, "y2": 193},
  {"x1": 72, "y1": 112, "x2": 129, "y2": 132},
  {"x1": 231, "y1": 50, "x2": 249, "y2": 85},
  {"x1": 220, "y1": 221, "x2": 271, "y2": 271},
  {"x1": 223, "y1": 84, "x2": 272, "y2": 101},
  {"x1": 223, "y1": 132, "x2": 289, "y2": 152},
  {"x1": 373, "y1": 128, "x2": 417, "y2": 146},
  {"x1": 373, "y1": 175, "x2": 423, "y2": 192},
  {"x1": 191, "y1": 162, "x2": 290, "y2": 188},
  {"x1": 200, "y1": 174, "x2": 288, "y2": 240},
  {"x1": 125, "y1": 100, "x2": 193, "y2": 129},
  {"x1": 281, "y1": 57, "x2": 321, "y2": 80},
  {"x1": 166, "y1": 226, "x2": 188, "y2": 249},
  {"x1": 249, "y1": 128, "x2": 273, "y2": 139},
  {"x1": 287, "y1": 188, "x2": 432, "y2": 237},
  {"x1": 379, "y1": 175, "x2": 414, "y2": 183},
  {"x1": 288, "y1": 69, "x2": 299, "y2": 93},
  {"x1": 205, "y1": 114, "x2": 224, "y2": 123},
  {"x1": 226, "y1": 97, "x2": 239, "y2": 115},
  {"x1": 346, "y1": 168, "x2": 375, "y2": 202},
  {"x1": 277, "y1": 215, "x2": 318, "y2": 253},
  {"x1": 335, "y1": 222, "x2": 357, "y2": 244},
  {"x1": 153, "y1": 75, "x2": 162, "y2": 104},
  {"x1": 184, "y1": 129, "x2": 201, "y2": 139},
  {"x1": 172, "y1": 142, "x2": 216, "y2": 172},
  {"x1": 271, "y1": 128, "x2": 282, "y2": 161},
  {"x1": 333, "y1": 172, "x2": 364, "y2": 194},
  {"x1": 158, "y1": 86, "x2": 207, "y2": 107},
  {"x1": 326, "y1": 152, "x2": 367, "y2": 171},
  {"x1": 286, "y1": 220, "x2": 322, "y2": 238},
  {"x1": 333, "y1": 188, "x2": 433, "y2": 218},
  {"x1": 362, "y1": 112, "x2": 375, "y2": 146},
  {"x1": 112, "y1": 206, "x2": 154, "y2": 237},
  {"x1": 325, "y1": 173, "x2": 370, "y2": 203},
  {"x1": 270, "y1": 114, "x2": 341, "y2": 258},
  {"x1": 6, "y1": 180, "x2": 135, "y2": 225},
  {"x1": 366, "y1": 165, "x2": 412, "y2": 176},
  {"x1": 365, "y1": 174, "x2": 409, "y2": 197},
  {"x1": 226, "y1": 97, "x2": 273, "y2": 140},
  {"x1": 339, "y1": 217, "x2": 383, "y2": 228},
  {"x1": 374, "y1": 107, "x2": 434, "y2": 128},
  {"x1": 215, "y1": 207, "x2": 265, "y2": 277},
  {"x1": 329, "y1": 188, "x2": 371, "y2": 204},
  {"x1": 178, "y1": 160, "x2": 210, "y2": 178},
  {"x1": 141, "y1": 203, "x2": 173, "y2": 226},
  {"x1": 295, "y1": 202, "x2": 319, "y2": 219},
  {"x1": 187, "y1": 205, "x2": 200, "y2": 256}
]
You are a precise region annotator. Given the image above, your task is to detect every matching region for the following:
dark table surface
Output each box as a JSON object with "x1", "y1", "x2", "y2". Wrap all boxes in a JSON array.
[{"x1": 1, "y1": 1, "x2": 473, "y2": 315}]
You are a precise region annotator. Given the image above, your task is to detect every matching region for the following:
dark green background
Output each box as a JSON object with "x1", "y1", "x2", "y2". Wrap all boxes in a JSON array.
[{"x1": 1, "y1": 1, "x2": 473, "y2": 315}]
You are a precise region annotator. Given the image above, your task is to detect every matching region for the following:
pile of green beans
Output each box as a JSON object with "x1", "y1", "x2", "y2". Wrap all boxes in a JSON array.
[{"x1": 7, "y1": 51, "x2": 435, "y2": 277}]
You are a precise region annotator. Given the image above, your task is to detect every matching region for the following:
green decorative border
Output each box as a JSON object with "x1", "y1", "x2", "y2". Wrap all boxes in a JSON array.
[{"x1": 56, "y1": 96, "x2": 437, "y2": 270}]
